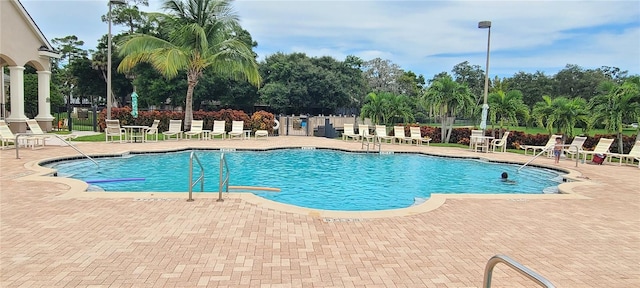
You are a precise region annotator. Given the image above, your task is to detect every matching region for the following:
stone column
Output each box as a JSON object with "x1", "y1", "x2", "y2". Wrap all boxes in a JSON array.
[
  {"x1": 35, "y1": 70, "x2": 54, "y2": 131},
  {"x1": 0, "y1": 66, "x2": 5, "y2": 119},
  {"x1": 6, "y1": 66, "x2": 27, "y2": 133}
]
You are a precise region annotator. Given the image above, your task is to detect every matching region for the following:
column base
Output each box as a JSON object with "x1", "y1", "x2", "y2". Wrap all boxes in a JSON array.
[
  {"x1": 35, "y1": 115, "x2": 55, "y2": 132},
  {"x1": 5, "y1": 120, "x2": 27, "y2": 134}
]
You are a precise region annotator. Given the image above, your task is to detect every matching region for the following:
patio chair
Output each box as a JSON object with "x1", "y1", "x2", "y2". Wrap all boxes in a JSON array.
[
  {"x1": 105, "y1": 119, "x2": 126, "y2": 143},
  {"x1": 581, "y1": 138, "x2": 614, "y2": 163},
  {"x1": 210, "y1": 120, "x2": 226, "y2": 140},
  {"x1": 520, "y1": 134, "x2": 562, "y2": 157},
  {"x1": 410, "y1": 126, "x2": 431, "y2": 146},
  {"x1": 162, "y1": 119, "x2": 183, "y2": 140},
  {"x1": 228, "y1": 121, "x2": 244, "y2": 140},
  {"x1": 469, "y1": 130, "x2": 484, "y2": 151},
  {"x1": 392, "y1": 126, "x2": 409, "y2": 144},
  {"x1": 144, "y1": 119, "x2": 160, "y2": 142},
  {"x1": 359, "y1": 124, "x2": 375, "y2": 142},
  {"x1": 342, "y1": 123, "x2": 358, "y2": 141},
  {"x1": 375, "y1": 125, "x2": 393, "y2": 144},
  {"x1": 185, "y1": 120, "x2": 204, "y2": 140},
  {"x1": 563, "y1": 136, "x2": 587, "y2": 160},
  {"x1": 610, "y1": 140, "x2": 640, "y2": 167},
  {"x1": 490, "y1": 131, "x2": 510, "y2": 153}
]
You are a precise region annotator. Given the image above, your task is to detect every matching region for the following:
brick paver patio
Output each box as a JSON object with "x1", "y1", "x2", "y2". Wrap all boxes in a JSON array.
[{"x1": 1, "y1": 136, "x2": 638, "y2": 287}]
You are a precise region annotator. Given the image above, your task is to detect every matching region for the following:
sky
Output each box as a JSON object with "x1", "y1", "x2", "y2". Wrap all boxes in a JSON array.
[{"x1": 19, "y1": 0, "x2": 640, "y2": 79}]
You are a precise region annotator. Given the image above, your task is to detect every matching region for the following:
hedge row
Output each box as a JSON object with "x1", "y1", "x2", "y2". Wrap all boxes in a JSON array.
[{"x1": 98, "y1": 108, "x2": 276, "y2": 134}]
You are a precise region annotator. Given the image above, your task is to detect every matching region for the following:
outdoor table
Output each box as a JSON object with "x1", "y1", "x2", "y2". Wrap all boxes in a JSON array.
[
  {"x1": 122, "y1": 125, "x2": 149, "y2": 143},
  {"x1": 243, "y1": 130, "x2": 251, "y2": 140}
]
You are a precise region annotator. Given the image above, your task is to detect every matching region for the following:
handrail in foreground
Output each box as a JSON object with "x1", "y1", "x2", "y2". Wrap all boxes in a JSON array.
[
  {"x1": 15, "y1": 133, "x2": 98, "y2": 167},
  {"x1": 218, "y1": 153, "x2": 230, "y2": 202},
  {"x1": 483, "y1": 254, "x2": 555, "y2": 288},
  {"x1": 518, "y1": 144, "x2": 579, "y2": 171},
  {"x1": 187, "y1": 151, "x2": 204, "y2": 202}
]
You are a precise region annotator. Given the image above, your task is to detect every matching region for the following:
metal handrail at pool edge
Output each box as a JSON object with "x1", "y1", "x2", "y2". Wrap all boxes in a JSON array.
[
  {"x1": 187, "y1": 151, "x2": 204, "y2": 202},
  {"x1": 483, "y1": 254, "x2": 555, "y2": 287},
  {"x1": 218, "y1": 153, "x2": 229, "y2": 202},
  {"x1": 15, "y1": 133, "x2": 98, "y2": 167}
]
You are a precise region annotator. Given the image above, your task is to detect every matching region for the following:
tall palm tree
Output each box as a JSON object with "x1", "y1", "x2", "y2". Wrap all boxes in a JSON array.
[
  {"x1": 488, "y1": 89, "x2": 529, "y2": 137},
  {"x1": 383, "y1": 93, "x2": 414, "y2": 125},
  {"x1": 548, "y1": 97, "x2": 589, "y2": 138},
  {"x1": 532, "y1": 95, "x2": 554, "y2": 134},
  {"x1": 422, "y1": 75, "x2": 473, "y2": 143},
  {"x1": 591, "y1": 77, "x2": 640, "y2": 151},
  {"x1": 118, "y1": 0, "x2": 261, "y2": 128}
]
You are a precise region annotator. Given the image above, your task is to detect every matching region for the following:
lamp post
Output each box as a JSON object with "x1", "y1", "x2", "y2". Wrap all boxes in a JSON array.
[
  {"x1": 478, "y1": 20, "x2": 491, "y2": 133},
  {"x1": 107, "y1": 0, "x2": 126, "y2": 120}
]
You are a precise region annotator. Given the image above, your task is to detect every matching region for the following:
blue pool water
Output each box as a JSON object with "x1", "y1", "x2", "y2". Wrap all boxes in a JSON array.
[{"x1": 47, "y1": 149, "x2": 563, "y2": 211}]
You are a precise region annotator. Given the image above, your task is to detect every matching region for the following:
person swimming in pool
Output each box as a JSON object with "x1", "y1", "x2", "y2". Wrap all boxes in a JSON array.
[{"x1": 501, "y1": 172, "x2": 516, "y2": 184}]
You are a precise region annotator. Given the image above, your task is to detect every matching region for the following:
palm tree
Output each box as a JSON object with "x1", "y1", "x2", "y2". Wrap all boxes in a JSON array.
[
  {"x1": 532, "y1": 95, "x2": 554, "y2": 134},
  {"x1": 548, "y1": 97, "x2": 589, "y2": 138},
  {"x1": 360, "y1": 92, "x2": 386, "y2": 125},
  {"x1": 422, "y1": 75, "x2": 473, "y2": 143},
  {"x1": 488, "y1": 89, "x2": 529, "y2": 137},
  {"x1": 118, "y1": 0, "x2": 261, "y2": 128},
  {"x1": 383, "y1": 93, "x2": 414, "y2": 125},
  {"x1": 591, "y1": 77, "x2": 640, "y2": 151}
]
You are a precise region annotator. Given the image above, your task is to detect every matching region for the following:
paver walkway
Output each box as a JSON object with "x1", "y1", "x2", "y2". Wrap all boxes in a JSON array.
[{"x1": 1, "y1": 136, "x2": 639, "y2": 287}]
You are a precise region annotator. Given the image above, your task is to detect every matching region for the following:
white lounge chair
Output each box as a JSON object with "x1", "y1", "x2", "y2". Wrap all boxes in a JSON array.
[
  {"x1": 375, "y1": 125, "x2": 393, "y2": 144},
  {"x1": 27, "y1": 119, "x2": 78, "y2": 146},
  {"x1": 358, "y1": 124, "x2": 369, "y2": 140},
  {"x1": 228, "y1": 121, "x2": 244, "y2": 140},
  {"x1": 490, "y1": 131, "x2": 510, "y2": 153},
  {"x1": 392, "y1": 126, "x2": 409, "y2": 144},
  {"x1": 581, "y1": 138, "x2": 614, "y2": 163},
  {"x1": 410, "y1": 126, "x2": 431, "y2": 146},
  {"x1": 0, "y1": 120, "x2": 18, "y2": 149},
  {"x1": 610, "y1": 140, "x2": 640, "y2": 167},
  {"x1": 144, "y1": 119, "x2": 160, "y2": 142},
  {"x1": 105, "y1": 119, "x2": 126, "y2": 143},
  {"x1": 255, "y1": 130, "x2": 268, "y2": 139},
  {"x1": 185, "y1": 120, "x2": 204, "y2": 140},
  {"x1": 563, "y1": 136, "x2": 587, "y2": 159},
  {"x1": 210, "y1": 120, "x2": 226, "y2": 140},
  {"x1": 342, "y1": 123, "x2": 358, "y2": 141},
  {"x1": 162, "y1": 119, "x2": 183, "y2": 140},
  {"x1": 520, "y1": 134, "x2": 563, "y2": 157}
]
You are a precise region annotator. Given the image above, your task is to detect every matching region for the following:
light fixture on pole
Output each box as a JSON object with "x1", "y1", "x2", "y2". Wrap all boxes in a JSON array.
[
  {"x1": 478, "y1": 20, "x2": 491, "y2": 132},
  {"x1": 107, "y1": 0, "x2": 126, "y2": 120}
]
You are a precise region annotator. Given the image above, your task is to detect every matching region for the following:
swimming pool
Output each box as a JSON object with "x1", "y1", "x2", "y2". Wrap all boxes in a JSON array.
[{"x1": 47, "y1": 149, "x2": 564, "y2": 211}]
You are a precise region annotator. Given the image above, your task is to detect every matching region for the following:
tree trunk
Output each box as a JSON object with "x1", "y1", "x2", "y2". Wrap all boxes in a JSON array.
[
  {"x1": 440, "y1": 116, "x2": 447, "y2": 143},
  {"x1": 184, "y1": 72, "x2": 199, "y2": 130},
  {"x1": 618, "y1": 132, "x2": 624, "y2": 154},
  {"x1": 445, "y1": 116, "x2": 455, "y2": 143}
]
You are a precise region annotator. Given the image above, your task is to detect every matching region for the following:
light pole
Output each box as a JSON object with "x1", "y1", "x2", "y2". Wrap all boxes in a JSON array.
[
  {"x1": 478, "y1": 20, "x2": 491, "y2": 132},
  {"x1": 107, "y1": 0, "x2": 126, "y2": 120}
]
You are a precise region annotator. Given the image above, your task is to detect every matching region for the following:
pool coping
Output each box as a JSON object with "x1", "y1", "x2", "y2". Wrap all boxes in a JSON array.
[{"x1": 21, "y1": 145, "x2": 594, "y2": 219}]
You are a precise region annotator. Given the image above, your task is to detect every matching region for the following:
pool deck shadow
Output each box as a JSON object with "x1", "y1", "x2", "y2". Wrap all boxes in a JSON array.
[{"x1": 1, "y1": 136, "x2": 639, "y2": 287}]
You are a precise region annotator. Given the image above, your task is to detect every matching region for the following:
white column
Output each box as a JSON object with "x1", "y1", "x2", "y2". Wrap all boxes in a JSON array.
[
  {"x1": 6, "y1": 66, "x2": 27, "y2": 121},
  {"x1": 35, "y1": 70, "x2": 54, "y2": 122},
  {"x1": 0, "y1": 66, "x2": 5, "y2": 119}
]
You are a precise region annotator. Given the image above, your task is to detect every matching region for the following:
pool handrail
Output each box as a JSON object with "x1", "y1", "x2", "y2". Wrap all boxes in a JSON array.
[
  {"x1": 218, "y1": 153, "x2": 229, "y2": 202},
  {"x1": 15, "y1": 133, "x2": 98, "y2": 167},
  {"x1": 188, "y1": 151, "x2": 204, "y2": 202},
  {"x1": 518, "y1": 144, "x2": 579, "y2": 171},
  {"x1": 483, "y1": 254, "x2": 555, "y2": 288}
]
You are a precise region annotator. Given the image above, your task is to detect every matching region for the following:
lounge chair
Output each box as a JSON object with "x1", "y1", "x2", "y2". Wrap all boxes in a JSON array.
[
  {"x1": 563, "y1": 136, "x2": 587, "y2": 160},
  {"x1": 375, "y1": 125, "x2": 393, "y2": 144},
  {"x1": 358, "y1": 124, "x2": 369, "y2": 140},
  {"x1": 490, "y1": 131, "x2": 510, "y2": 153},
  {"x1": 581, "y1": 138, "x2": 614, "y2": 163},
  {"x1": 210, "y1": 120, "x2": 226, "y2": 140},
  {"x1": 392, "y1": 126, "x2": 409, "y2": 144},
  {"x1": 143, "y1": 119, "x2": 160, "y2": 142},
  {"x1": 409, "y1": 126, "x2": 430, "y2": 146},
  {"x1": 185, "y1": 120, "x2": 204, "y2": 140},
  {"x1": 105, "y1": 119, "x2": 126, "y2": 143},
  {"x1": 228, "y1": 121, "x2": 244, "y2": 140},
  {"x1": 27, "y1": 119, "x2": 78, "y2": 146},
  {"x1": 162, "y1": 120, "x2": 183, "y2": 140},
  {"x1": 255, "y1": 130, "x2": 268, "y2": 139},
  {"x1": 342, "y1": 123, "x2": 358, "y2": 141},
  {"x1": 0, "y1": 120, "x2": 17, "y2": 149},
  {"x1": 520, "y1": 134, "x2": 563, "y2": 157},
  {"x1": 610, "y1": 140, "x2": 640, "y2": 167}
]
